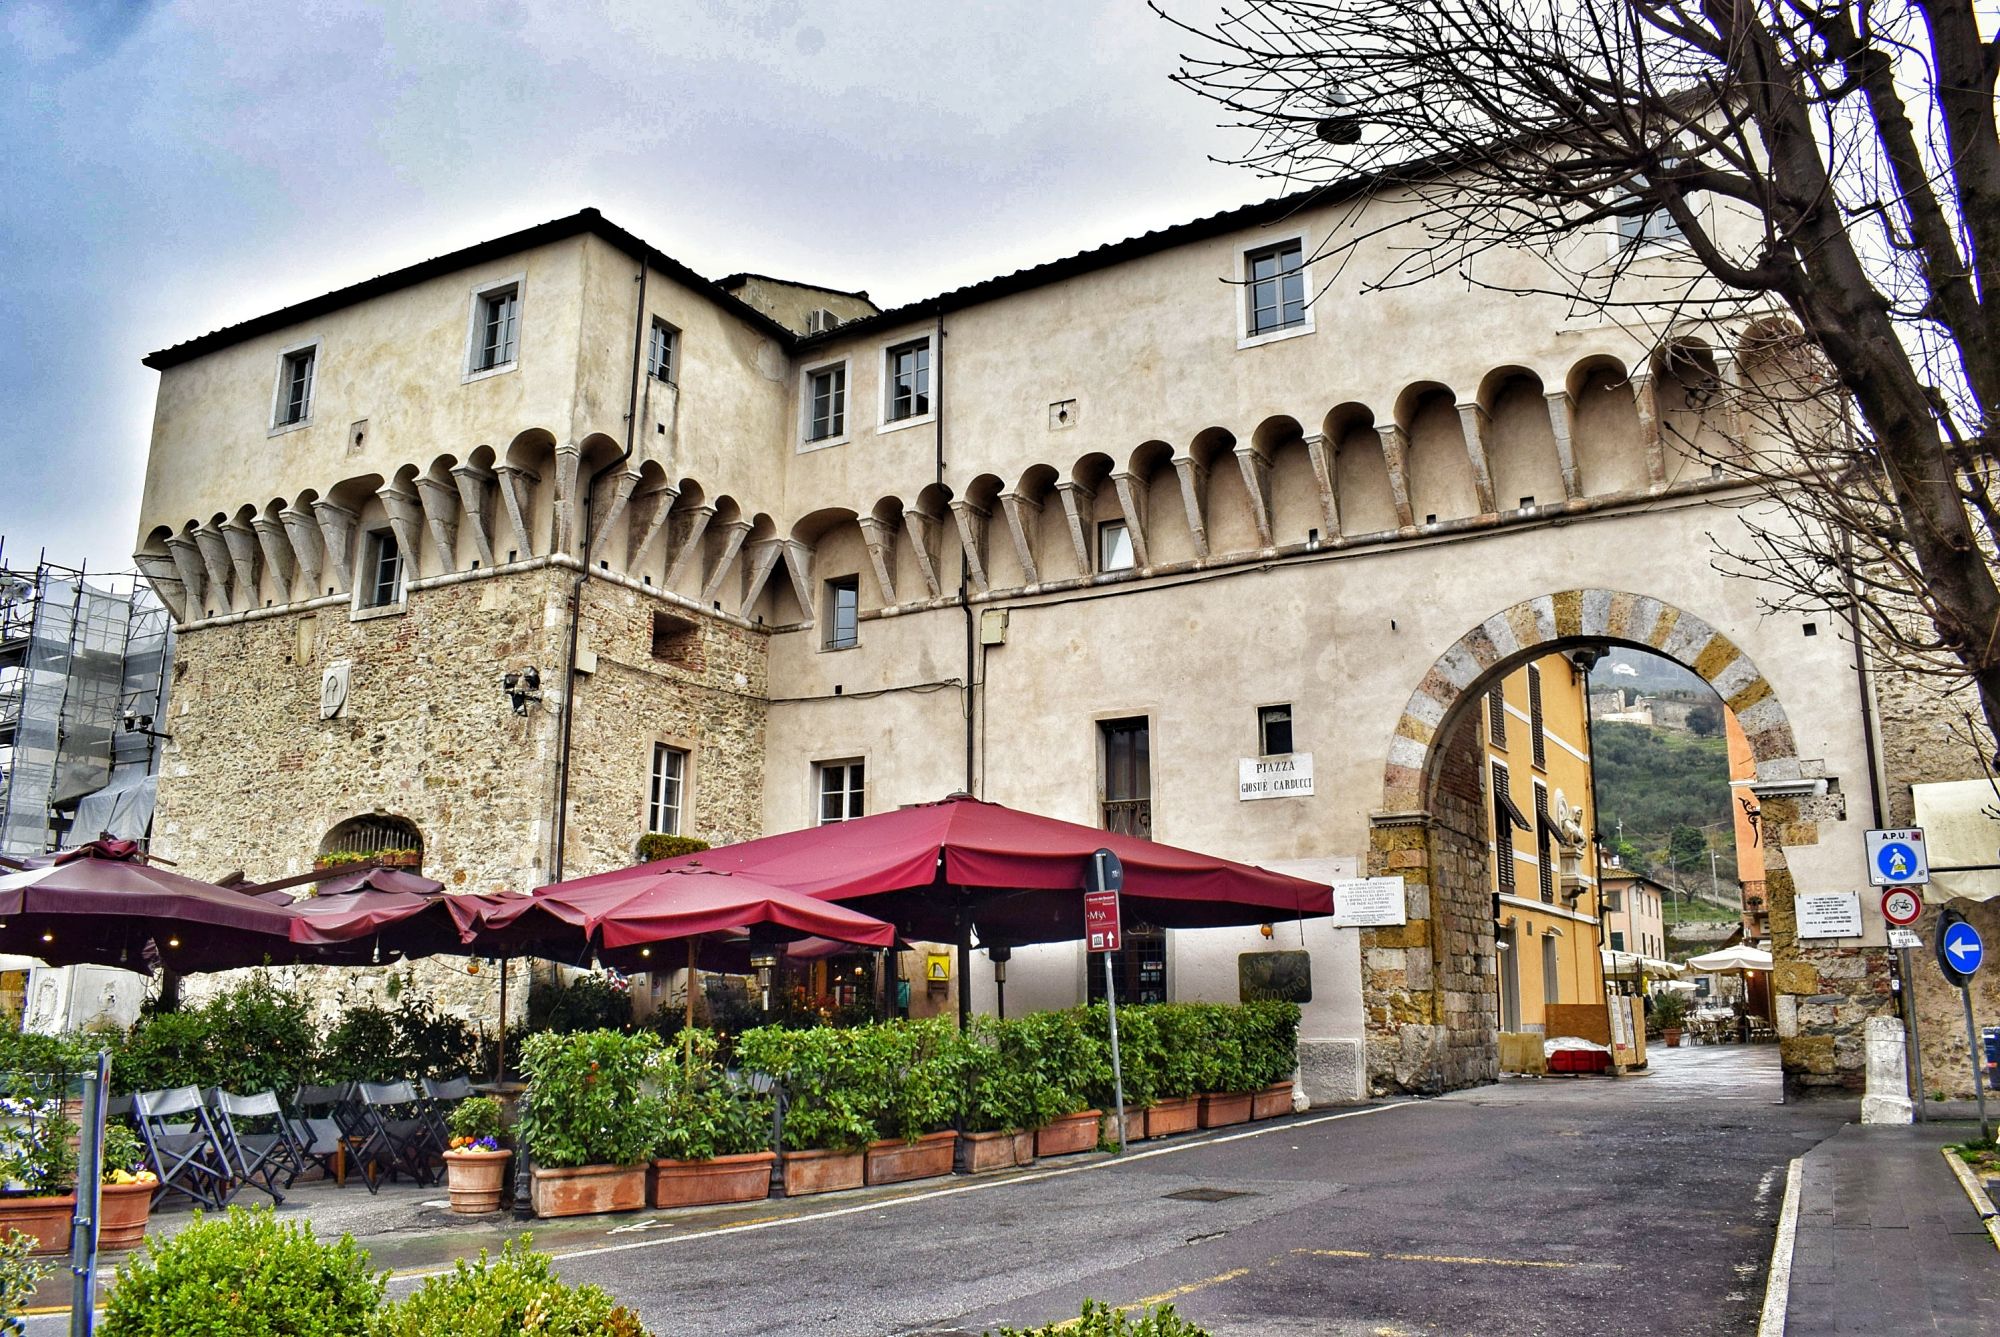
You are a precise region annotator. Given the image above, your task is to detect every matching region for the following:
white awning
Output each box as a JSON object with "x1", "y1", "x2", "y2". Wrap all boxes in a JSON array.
[
  {"x1": 1910, "y1": 780, "x2": 2000, "y2": 903},
  {"x1": 1684, "y1": 943, "x2": 1772, "y2": 974},
  {"x1": 1600, "y1": 948, "x2": 1685, "y2": 979}
]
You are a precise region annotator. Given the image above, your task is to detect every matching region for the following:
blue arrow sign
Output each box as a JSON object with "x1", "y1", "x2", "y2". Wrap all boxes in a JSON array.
[{"x1": 1943, "y1": 921, "x2": 1984, "y2": 977}]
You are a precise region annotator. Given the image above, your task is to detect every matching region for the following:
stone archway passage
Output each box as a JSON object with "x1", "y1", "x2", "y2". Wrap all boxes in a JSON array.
[{"x1": 1359, "y1": 589, "x2": 1855, "y2": 1099}]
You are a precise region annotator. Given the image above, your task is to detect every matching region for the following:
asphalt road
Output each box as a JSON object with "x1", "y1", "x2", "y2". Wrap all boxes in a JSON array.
[{"x1": 538, "y1": 1046, "x2": 1843, "y2": 1337}]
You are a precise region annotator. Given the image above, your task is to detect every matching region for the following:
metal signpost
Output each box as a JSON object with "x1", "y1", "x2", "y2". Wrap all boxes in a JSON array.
[
  {"x1": 1087, "y1": 848, "x2": 1128, "y2": 1155},
  {"x1": 1869, "y1": 829, "x2": 1931, "y2": 1119},
  {"x1": 1935, "y1": 907, "x2": 1989, "y2": 1143}
]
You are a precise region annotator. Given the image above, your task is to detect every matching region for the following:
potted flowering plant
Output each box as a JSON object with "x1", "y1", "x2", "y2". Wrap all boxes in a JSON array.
[
  {"x1": 97, "y1": 1122, "x2": 157, "y2": 1250},
  {"x1": 0, "y1": 1096, "x2": 77, "y2": 1256},
  {"x1": 443, "y1": 1095, "x2": 511, "y2": 1215}
]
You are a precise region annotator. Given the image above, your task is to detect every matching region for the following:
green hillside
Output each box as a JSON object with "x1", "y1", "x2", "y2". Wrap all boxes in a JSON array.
[{"x1": 1591, "y1": 721, "x2": 1739, "y2": 902}]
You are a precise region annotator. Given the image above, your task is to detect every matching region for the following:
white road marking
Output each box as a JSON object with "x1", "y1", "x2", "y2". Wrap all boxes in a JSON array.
[{"x1": 545, "y1": 1102, "x2": 1418, "y2": 1266}]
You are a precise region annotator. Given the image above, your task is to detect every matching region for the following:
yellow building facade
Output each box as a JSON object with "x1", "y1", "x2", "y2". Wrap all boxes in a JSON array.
[{"x1": 1481, "y1": 652, "x2": 1607, "y2": 1036}]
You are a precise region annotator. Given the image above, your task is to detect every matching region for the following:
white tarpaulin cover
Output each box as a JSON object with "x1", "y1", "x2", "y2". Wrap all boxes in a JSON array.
[
  {"x1": 1684, "y1": 943, "x2": 1772, "y2": 974},
  {"x1": 1910, "y1": 780, "x2": 2000, "y2": 903},
  {"x1": 1600, "y1": 948, "x2": 1685, "y2": 979}
]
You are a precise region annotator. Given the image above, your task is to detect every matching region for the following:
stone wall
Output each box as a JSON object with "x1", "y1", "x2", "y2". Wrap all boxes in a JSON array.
[{"x1": 154, "y1": 562, "x2": 769, "y2": 1028}]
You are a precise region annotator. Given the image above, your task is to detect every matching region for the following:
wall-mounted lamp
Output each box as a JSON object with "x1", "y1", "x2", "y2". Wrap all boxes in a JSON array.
[
  {"x1": 121, "y1": 709, "x2": 173, "y2": 741},
  {"x1": 502, "y1": 667, "x2": 542, "y2": 716}
]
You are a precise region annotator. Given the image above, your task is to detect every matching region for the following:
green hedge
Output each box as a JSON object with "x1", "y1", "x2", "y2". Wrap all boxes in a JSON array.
[{"x1": 516, "y1": 1030, "x2": 664, "y2": 1168}]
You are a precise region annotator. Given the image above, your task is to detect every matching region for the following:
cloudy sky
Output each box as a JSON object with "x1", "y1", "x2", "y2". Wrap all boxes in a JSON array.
[{"x1": 0, "y1": 0, "x2": 1259, "y2": 575}]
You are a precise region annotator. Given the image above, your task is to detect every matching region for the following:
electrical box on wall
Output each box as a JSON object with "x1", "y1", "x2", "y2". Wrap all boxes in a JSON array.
[{"x1": 979, "y1": 609, "x2": 1009, "y2": 646}]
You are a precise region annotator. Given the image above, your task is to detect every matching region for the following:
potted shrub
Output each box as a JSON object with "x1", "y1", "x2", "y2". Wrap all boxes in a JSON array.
[
  {"x1": 1013, "y1": 1009, "x2": 1102, "y2": 1158},
  {"x1": 98, "y1": 1123, "x2": 157, "y2": 1251},
  {"x1": 0, "y1": 1096, "x2": 76, "y2": 1257},
  {"x1": 648, "y1": 1031, "x2": 776, "y2": 1209},
  {"x1": 518, "y1": 1031, "x2": 664, "y2": 1218},
  {"x1": 736, "y1": 1026, "x2": 879, "y2": 1197},
  {"x1": 441, "y1": 1096, "x2": 511, "y2": 1215},
  {"x1": 1192, "y1": 1004, "x2": 1258, "y2": 1129},
  {"x1": 1145, "y1": 1005, "x2": 1205, "y2": 1137},
  {"x1": 1245, "y1": 1001, "x2": 1303, "y2": 1118},
  {"x1": 635, "y1": 833, "x2": 711, "y2": 864},
  {"x1": 1082, "y1": 1004, "x2": 1158, "y2": 1144},
  {"x1": 1652, "y1": 992, "x2": 1689, "y2": 1048},
  {"x1": 957, "y1": 1019, "x2": 1044, "y2": 1173},
  {"x1": 865, "y1": 1020, "x2": 959, "y2": 1186}
]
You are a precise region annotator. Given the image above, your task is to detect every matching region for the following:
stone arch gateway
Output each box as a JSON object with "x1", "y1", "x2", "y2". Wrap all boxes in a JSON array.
[{"x1": 1360, "y1": 588, "x2": 1846, "y2": 1098}]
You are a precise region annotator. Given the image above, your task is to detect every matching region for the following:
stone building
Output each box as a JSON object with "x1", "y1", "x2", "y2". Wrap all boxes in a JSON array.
[{"x1": 134, "y1": 179, "x2": 1891, "y2": 1099}]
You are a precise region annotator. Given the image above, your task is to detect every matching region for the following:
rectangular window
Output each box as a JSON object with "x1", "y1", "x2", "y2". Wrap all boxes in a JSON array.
[
  {"x1": 1541, "y1": 934, "x2": 1561, "y2": 1007},
  {"x1": 1617, "y1": 172, "x2": 1687, "y2": 248},
  {"x1": 474, "y1": 286, "x2": 519, "y2": 372},
  {"x1": 1097, "y1": 520, "x2": 1134, "y2": 573},
  {"x1": 1258, "y1": 704, "x2": 1293, "y2": 757},
  {"x1": 648, "y1": 744, "x2": 686, "y2": 835},
  {"x1": 1609, "y1": 930, "x2": 1626, "y2": 952},
  {"x1": 1487, "y1": 686, "x2": 1506, "y2": 748},
  {"x1": 1246, "y1": 240, "x2": 1306, "y2": 336},
  {"x1": 1100, "y1": 716, "x2": 1151, "y2": 839},
  {"x1": 1492, "y1": 760, "x2": 1516, "y2": 893},
  {"x1": 648, "y1": 320, "x2": 677, "y2": 384},
  {"x1": 1528, "y1": 665, "x2": 1547, "y2": 769},
  {"x1": 276, "y1": 347, "x2": 315, "y2": 427},
  {"x1": 817, "y1": 760, "x2": 864, "y2": 824},
  {"x1": 885, "y1": 339, "x2": 930, "y2": 421},
  {"x1": 363, "y1": 530, "x2": 403, "y2": 609},
  {"x1": 1534, "y1": 780, "x2": 1554, "y2": 903},
  {"x1": 1602, "y1": 885, "x2": 1623, "y2": 914},
  {"x1": 808, "y1": 365, "x2": 846, "y2": 442},
  {"x1": 823, "y1": 576, "x2": 859, "y2": 650}
]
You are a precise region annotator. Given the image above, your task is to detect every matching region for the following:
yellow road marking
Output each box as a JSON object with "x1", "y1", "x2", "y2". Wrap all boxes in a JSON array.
[
  {"x1": 1297, "y1": 1247, "x2": 1584, "y2": 1270},
  {"x1": 1125, "y1": 1266, "x2": 1253, "y2": 1309}
]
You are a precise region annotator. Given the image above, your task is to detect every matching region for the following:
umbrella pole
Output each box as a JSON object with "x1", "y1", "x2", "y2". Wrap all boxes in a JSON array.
[
  {"x1": 956, "y1": 899, "x2": 971, "y2": 1030},
  {"x1": 684, "y1": 938, "x2": 697, "y2": 1068},
  {"x1": 495, "y1": 956, "x2": 508, "y2": 1082}
]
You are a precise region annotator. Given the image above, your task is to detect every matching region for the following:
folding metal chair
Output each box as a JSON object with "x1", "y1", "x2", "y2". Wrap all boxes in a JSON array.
[
  {"x1": 131, "y1": 1086, "x2": 232, "y2": 1209},
  {"x1": 418, "y1": 1074, "x2": 473, "y2": 1151},
  {"x1": 345, "y1": 1081, "x2": 439, "y2": 1193},
  {"x1": 206, "y1": 1088, "x2": 297, "y2": 1203},
  {"x1": 287, "y1": 1083, "x2": 353, "y2": 1186}
]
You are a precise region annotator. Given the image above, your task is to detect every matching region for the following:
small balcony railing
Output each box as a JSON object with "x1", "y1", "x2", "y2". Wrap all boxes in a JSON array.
[{"x1": 1101, "y1": 799, "x2": 1152, "y2": 840}]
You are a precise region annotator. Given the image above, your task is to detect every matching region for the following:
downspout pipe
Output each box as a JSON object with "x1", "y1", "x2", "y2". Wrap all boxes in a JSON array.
[{"x1": 552, "y1": 260, "x2": 648, "y2": 885}]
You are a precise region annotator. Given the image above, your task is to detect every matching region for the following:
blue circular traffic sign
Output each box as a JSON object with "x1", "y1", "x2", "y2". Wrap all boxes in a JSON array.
[
  {"x1": 1941, "y1": 919, "x2": 1984, "y2": 981},
  {"x1": 1876, "y1": 841, "x2": 1920, "y2": 883}
]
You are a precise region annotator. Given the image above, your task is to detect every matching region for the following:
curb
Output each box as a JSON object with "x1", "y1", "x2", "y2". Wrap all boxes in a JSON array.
[
  {"x1": 1938, "y1": 1147, "x2": 2000, "y2": 1252},
  {"x1": 1757, "y1": 1157, "x2": 1802, "y2": 1337}
]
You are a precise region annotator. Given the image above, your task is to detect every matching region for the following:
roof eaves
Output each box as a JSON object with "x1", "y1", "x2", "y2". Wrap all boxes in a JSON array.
[{"x1": 143, "y1": 209, "x2": 797, "y2": 370}]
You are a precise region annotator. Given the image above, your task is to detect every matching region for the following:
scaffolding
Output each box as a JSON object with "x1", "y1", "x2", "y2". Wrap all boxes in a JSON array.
[{"x1": 0, "y1": 541, "x2": 171, "y2": 857}]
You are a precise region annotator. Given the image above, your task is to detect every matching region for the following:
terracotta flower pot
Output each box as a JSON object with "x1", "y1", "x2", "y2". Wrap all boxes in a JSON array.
[
  {"x1": 0, "y1": 1194, "x2": 74, "y2": 1256},
  {"x1": 97, "y1": 1181, "x2": 153, "y2": 1250},
  {"x1": 1034, "y1": 1109, "x2": 1102, "y2": 1158},
  {"x1": 1146, "y1": 1095, "x2": 1200, "y2": 1137},
  {"x1": 1664, "y1": 1028, "x2": 1683, "y2": 1048},
  {"x1": 444, "y1": 1148, "x2": 513, "y2": 1215},
  {"x1": 958, "y1": 1130, "x2": 1021, "y2": 1174},
  {"x1": 1011, "y1": 1130, "x2": 1036, "y2": 1167},
  {"x1": 865, "y1": 1131, "x2": 957, "y2": 1186},
  {"x1": 1101, "y1": 1109, "x2": 1147, "y2": 1145},
  {"x1": 780, "y1": 1148, "x2": 865, "y2": 1197},
  {"x1": 529, "y1": 1163, "x2": 645, "y2": 1218},
  {"x1": 1199, "y1": 1092, "x2": 1255, "y2": 1129},
  {"x1": 1252, "y1": 1081, "x2": 1295, "y2": 1120},
  {"x1": 648, "y1": 1151, "x2": 775, "y2": 1209}
]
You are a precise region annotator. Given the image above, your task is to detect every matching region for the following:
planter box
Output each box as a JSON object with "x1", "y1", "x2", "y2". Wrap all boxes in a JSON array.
[
  {"x1": 1252, "y1": 1082, "x2": 1295, "y2": 1120},
  {"x1": 865, "y1": 1131, "x2": 957, "y2": 1186},
  {"x1": 0, "y1": 1194, "x2": 73, "y2": 1256},
  {"x1": 97, "y1": 1181, "x2": 152, "y2": 1251},
  {"x1": 1199, "y1": 1092, "x2": 1255, "y2": 1129},
  {"x1": 444, "y1": 1149, "x2": 512, "y2": 1215},
  {"x1": 1101, "y1": 1109, "x2": 1147, "y2": 1145},
  {"x1": 780, "y1": 1148, "x2": 865, "y2": 1197},
  {"x1": 649, "y1": 1151, "x2": 774, "y2": 1209},
  {"x1": 1034, "y1": 1109, "x2": 1102, "y2": 1158},
  {"x1": 529, "y1": 1163, "x2": 645, "y2": 1218},
  {"x1": 1146, "y1": 1096, "x2": 1200, "y2": 1137},
  {"x1": 957, "y1": 1130, "x2": 1019, "y2": 1174}
]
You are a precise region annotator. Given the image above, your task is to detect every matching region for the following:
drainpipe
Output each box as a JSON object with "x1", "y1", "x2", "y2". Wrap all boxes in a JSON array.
[{"x1": 551, "y1": 260, "x2": 649, "y2": 886}]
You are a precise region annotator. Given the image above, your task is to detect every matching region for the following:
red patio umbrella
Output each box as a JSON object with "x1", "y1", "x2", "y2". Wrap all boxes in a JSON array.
[
  {"x1": 0, "y1": 839, "x2": 300, "y2": 972},
  {"x1": 473, "y1": 867, "x2": 897, "y2": 1033},
  {"x1": 284, "y1": 868, "x2": 481, "y2": 962},
  {"x1": 642, "y1": 794, "x2": 1333, "y2": 1023}
]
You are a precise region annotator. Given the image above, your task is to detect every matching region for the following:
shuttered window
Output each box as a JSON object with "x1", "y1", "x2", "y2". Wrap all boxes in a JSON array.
[
  {"x1": 1487, "y1": 686, "x2": 1506, "y2": 748},
  {"x1": 1534, "y1": 780, "x2": 1555, "y2": 903},
  {"x1": 1492, "y1": 760, "x2": 1516, "y2": 892},
  {"x1": 1527, "y1": 665, "x2": 1547, "y2": 769}
]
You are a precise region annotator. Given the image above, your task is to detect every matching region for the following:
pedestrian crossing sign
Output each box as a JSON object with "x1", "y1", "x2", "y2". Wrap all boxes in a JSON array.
[{"x1": 1864, "y1": 828, "x2": 1928, "y2": 887}]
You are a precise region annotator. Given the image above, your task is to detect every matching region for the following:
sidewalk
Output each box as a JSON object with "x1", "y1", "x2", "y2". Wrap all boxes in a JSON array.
[{"x1": 1780, "y1": 1121, "x2": 1997, "y2": 1335}]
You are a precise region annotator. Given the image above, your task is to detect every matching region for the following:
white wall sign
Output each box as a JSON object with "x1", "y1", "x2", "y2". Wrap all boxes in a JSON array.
[
  {"x1": 1796, "y1": 890, "x2": 1864, "y2": 939},
  {"x1": 1239, "y1": 752, "x2": 1315, "y2": 801},
  {"x1": 1331, "y1": 875, "x2": 1408, "y2": 927}
]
